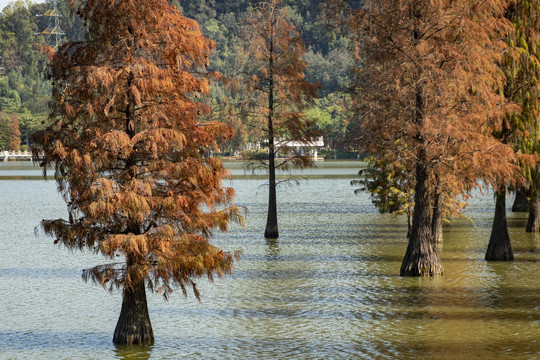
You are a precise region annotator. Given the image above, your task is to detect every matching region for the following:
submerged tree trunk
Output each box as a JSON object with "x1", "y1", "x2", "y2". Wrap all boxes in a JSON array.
[
  {"x1": 486, "y1": 188, "x2": 514, "y2": 261},
  {"x1": 406, "y1": 209, "x2": 413, "y2": 238},
  {"x1": 265, "y1": 140, "x2": 279, "y2": 238},
  {"x1": 400, "y1": 74, "x2": 443, "y2": 276},
  {"x1": 526, "y1": 165, "x2": 540, "y2": 232},
  {"x1": 400, "y1": 159, "x2": 443, "y2": 276},
  {"x1": 512, "y1": 186, "x2": 529, "y2": 212},
  {"x1": 113, "y1": 88, "x2": 154, "y2": 345},
  {"x1": 431, "y1": 191, "x2": 443, "y2": 244},
  {"x1": 526, "y1": 190, "x2": 540, "y2": 232},
  {"x1": 113, "y1": 278, "x2": 154, "y2": 345}
]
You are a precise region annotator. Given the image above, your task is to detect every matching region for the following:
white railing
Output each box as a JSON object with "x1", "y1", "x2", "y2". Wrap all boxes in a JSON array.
[{"x1": 0, "y1": 151, "x2": 33, "y2": 161}]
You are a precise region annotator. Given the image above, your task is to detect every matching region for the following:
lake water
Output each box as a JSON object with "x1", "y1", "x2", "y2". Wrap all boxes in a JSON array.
[{"x1": 0, "y1": 161, "x2": 539, "y2": 359}]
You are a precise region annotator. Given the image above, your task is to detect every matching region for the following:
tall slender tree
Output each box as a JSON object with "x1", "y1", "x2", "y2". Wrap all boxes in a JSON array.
[
  {"x1": 32, "y1": 0, "x2": 241, "y2": 345},
  {"x1": 328, "y1": 0, "x2": 518, "y2": 276},
  {"x1": 499, "y1": 0, "x2": 540, "y2": 234},
  {"x1": 238, "y1": 0, "x2": 319, "y2": 238},
  {"x1": 485, "y1": 0, "x2": 540, "y2": 260}
]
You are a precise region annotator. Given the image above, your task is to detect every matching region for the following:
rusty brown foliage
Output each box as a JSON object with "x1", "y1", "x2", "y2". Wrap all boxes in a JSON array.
[
  {"x1": 235, "y1": 0, "x2": 320, "y2": 238},
  {"x1": 238, "y1": 0, "x2": 320, "y2": 164},
  {"x1": 328, "y1": 0, "x2": 523, "y2": 275},
  {"x1": 354, "y1": 0, "x2": 520, "y2": 188},
  {"x1": 32, "y1": 0, "x2": 242, "y2": 300},
  {"x1": 8, "y1": 113, "x2": 21, "y2": 151}
]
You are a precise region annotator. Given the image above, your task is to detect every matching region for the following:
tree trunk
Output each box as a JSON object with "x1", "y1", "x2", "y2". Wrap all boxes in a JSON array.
[
  {"x1": 400, "y1": 65, "x2": 443, "y2": 276},
  {"x1": 400, "y1": 160, "x2": 443, "y2": 276},
  {"x1": 431, "y1": 191, "x2": 443, "y2": 244},
  {"x1": 526, "y1": 189, "x2": 540, "y2": 232},
  {"x1": 512, "y1": 187, "x2": 529, "y2": 212},
  {"x1": 113, "y1": 82, "x2": 154, "y2": 344},
  {"x1": 264, "y1": 20, "x2": 278, "y2": 239},
  {"x1": 486, "y1": 188, "x2": 514, "y2": 261},
  {"x1": 265, "y1": 142, "x2": 279, "y2": 238},
  {"x1": 406, "y1": 209, "x2": 413, "y2": 238},
  {"x1": 113, "y1": 278, "x2": 154, "y2": 345}
]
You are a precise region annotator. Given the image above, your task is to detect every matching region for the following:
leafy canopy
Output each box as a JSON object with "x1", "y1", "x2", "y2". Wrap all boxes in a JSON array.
[{"x1": 33, "y1": 0, "x2": 241, "y2": 300}]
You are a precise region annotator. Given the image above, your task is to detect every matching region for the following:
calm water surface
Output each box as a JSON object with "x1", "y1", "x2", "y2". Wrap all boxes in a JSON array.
[{"x1": 0, "y1": 161, "x2": 539, "y2": 359}]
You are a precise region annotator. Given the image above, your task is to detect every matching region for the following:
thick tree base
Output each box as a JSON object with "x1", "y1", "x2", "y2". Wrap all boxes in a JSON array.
[
  {"x1": 113, "y1": 280, "x2": 154, "y2": 345},
  {"x1": 512, "y1": 187, "x2": 529, "y2": 212},
  {"x1": 400, "y1": 252, "x2": 444, "y2": 276},
  {"x1": 264, "y1": 227, "x2": 279, "y2": 239},
  {"x1": 486, "y1": 190, "x2": 513, "y2": 261},
  {"x1": 401, "y1": 222, "x2": 444, "y2": 276},
  {"x1": 402, "y1": 158, "x2": 443, "y2": 277},
  {"x1": 264, "y1": 217, "x2": 279, "y2": 239},
  {"x1": 485, "y1": 241, "x2": 514, "y2": 261},
  {"x1": 400, "y1": 227, "x2": 443, "y2": 276}
]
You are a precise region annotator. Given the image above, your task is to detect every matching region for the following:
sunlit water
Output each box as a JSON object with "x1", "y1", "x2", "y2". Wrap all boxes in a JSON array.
[{"x1": 0, "y1": 161, "x2": 539, "y2": 359}]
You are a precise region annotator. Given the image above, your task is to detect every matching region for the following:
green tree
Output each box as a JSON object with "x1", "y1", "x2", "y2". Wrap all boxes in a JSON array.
[
  {"x1": 0, "y1": 111, "x2": 9, "y2": 149},
  {"x1": 352, "y1": 157, "x2": 415, "y2": 235},
  {"x1": 0, "y1": 1, "x2": 39, "y2": 72},
  {"x1": 0, "y1": 78, "x2": 21, "y2": 112},
  {"x1": 32, "y1": 0, "x2": 240, "y2": 345},
  {"x1": 303, "y1": 38, "x2": 353, "y2": 94},
  {"x1": 500, "y1": 0, "x2": 540, "y2": 236},
  {"x1": 306, "y1": 92, "x2": 350, "y2": 149},
  {"x1": 18, "y1": 109, "x2": 46, "y2": 148}
]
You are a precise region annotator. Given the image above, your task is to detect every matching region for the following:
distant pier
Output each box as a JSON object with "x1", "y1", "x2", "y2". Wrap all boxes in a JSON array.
[{"x1": 0, "y1": 151, "x2": 33, "y2": 161}]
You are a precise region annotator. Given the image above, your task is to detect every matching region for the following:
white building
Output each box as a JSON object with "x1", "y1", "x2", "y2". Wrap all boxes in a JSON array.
[{"x1": 275, "y1": 136, "x2": 325, "y2": 160}]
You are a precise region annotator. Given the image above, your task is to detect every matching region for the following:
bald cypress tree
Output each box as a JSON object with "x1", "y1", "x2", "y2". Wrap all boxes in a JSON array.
[
  {"x1": 32, "y1": 0, "x2": 240, "y2": 344},
  {"x1": 329, "y1": 0, "x2": 519, "y2": 276},
  {"x1": 239, "y1": 0, "x2": 319, "y2": 239},
  {"x1": 500, "y1": 0, "x2": 540, "y2": 235},
  {"x1": 486, "y1": 0, "x2": 540, "y2": 262}
]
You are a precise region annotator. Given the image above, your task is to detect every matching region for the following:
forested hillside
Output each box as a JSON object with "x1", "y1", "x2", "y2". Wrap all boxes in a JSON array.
[{"x1": 0, "y1": 0, "x2": 353, "y2": 154}]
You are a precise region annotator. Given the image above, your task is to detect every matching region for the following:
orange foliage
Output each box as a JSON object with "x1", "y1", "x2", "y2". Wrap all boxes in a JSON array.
[
  {"x1": 238, "y1": 0, "x2": 321, "y2": 169},
  {"x1": 8, "y1": 113, "x2": 21, "y2": 151},
  {"x1": 332, "y1": 0, "x2": 524, "y2": 204},
  {"x1": 327, "y1": 0, "x2": 525, "y2": 276},
  {"x1": 32, "y1": 0, "x2": 242, "y2": 299}
]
